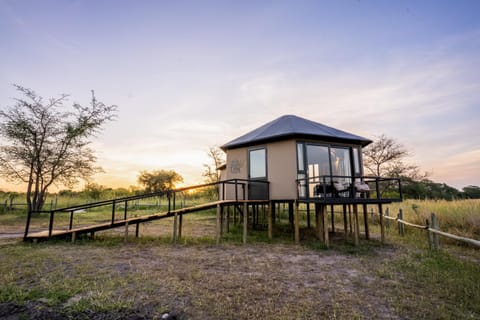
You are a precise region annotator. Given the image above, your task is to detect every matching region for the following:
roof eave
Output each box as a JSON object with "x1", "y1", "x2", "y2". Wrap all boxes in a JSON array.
[{"x1": 222, "y1": 133, "x2": 372, "y2": 150}]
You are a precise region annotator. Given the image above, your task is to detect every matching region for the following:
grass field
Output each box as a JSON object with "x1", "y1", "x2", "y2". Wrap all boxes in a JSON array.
[{"x1": 0, "y1": 199, "x2": 479, "y2": 319}]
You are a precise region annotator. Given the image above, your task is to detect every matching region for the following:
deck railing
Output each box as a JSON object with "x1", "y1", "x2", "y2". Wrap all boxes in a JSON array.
[
  {"x1": 24, "y1": 179, "x2": 269, "y2": 240},
  {"x1": 296, "y1": 175, "x2": 402, "y2": 201}
]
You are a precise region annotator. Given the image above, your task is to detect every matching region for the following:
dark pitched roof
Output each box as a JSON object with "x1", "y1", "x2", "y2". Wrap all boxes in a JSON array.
[{"x1": 221, "y1": 115, "x2": 372, "y2": 150}]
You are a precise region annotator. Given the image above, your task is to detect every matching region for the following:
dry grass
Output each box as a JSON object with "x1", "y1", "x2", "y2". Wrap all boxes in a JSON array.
[{"x1": 385, "y1": 199, "x2": 480, "y2": 239}]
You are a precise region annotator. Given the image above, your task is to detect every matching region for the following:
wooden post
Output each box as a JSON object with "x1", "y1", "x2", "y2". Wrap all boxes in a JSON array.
[
  {"x1": 226, "y1": 206, "x2": 230, "y2": 233},
  {"x1": 398, "y1": 209, "x2": 404, "y2": 236},
  {"x1": 71, "y1": 231, "x2": 76, "y2": 243},
  {"x1": 426, "y1": 219, "x2": 432, "y2": 249},
  {"x1": 378, "y1": 204, "x2": 385, "y2": 244},
  {"x1": 306, "y1": 203, "x2": 311, "y2": 228},
  {"x1": 330, "y1": 204, "x2": 335, "y2": 234},
  {"x1": 348, "y1": 205, "x2": 353, "y2": 235},
  {"x1": 178, "y1": 213, "x2": 183, "y2": 239},
  {"x1": 135, "y1": 223, "x2": 140, "y2": 238},
  {"x1": 268, "y1": 202, "x2": 273, "y2": 240},
  {"x1": 243, "y1": 202, "x2": 248, "y2": 244},
  {"x1": 431, "y1": 213, "x2": 439, "y2": 249},
  {"x1": 216, "y1": 204, "x2": 221, "y2": 245},
  {"x1": 316, "y1": 203, "x2": 323, "y2": 241},
  {"x1": 322, "y1": 205, "x2": 329, "y2": 248},
  {"x1": 353, "y1": 204, "x2": 359, "y2": 246},
  {"x1": 363, "y1": 203, "x2": 369, "y2": 240},
  {"x1": 294, "y1": 201, "x2": 300, "y2": 244},
  {"x1": 173, "y1": 212, "x2": 178, "y2": 244},
  {"x1": 124, "y1": 221, "x2": 129, "y2": 243},
  {"x1": 220, "y1": 205, "x2": 224, "y2": 236},
  {"x1": 342, "y1": 204, "x2": 347, "y2": 240}
]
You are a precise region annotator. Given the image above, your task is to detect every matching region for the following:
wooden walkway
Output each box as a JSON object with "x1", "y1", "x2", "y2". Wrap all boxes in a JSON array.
[{"x1": 25, "y1": 200, "x2": 238, "y2": 242}]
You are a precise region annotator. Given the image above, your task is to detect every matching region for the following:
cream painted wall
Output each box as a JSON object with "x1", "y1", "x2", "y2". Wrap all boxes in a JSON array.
[{"x1": 224, "y1": 139, "x2": 297, "y2": 200}]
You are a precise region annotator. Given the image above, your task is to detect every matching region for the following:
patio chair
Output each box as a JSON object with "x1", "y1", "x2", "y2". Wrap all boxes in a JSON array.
[
  {"x1": 354, "y1": 181, "x2": 370, "y2": 198},
  {"x1": 333, "y1": 181, "x2": 350, "y2": 197}
]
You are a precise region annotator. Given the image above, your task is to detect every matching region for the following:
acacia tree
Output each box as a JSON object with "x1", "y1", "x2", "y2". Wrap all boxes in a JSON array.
[
  {"x1": 363, "y1": 134, "x2": 424, "y2": 179},
  {"x1": 0, "y1": 85, "x2": 117, "y2": 213},
  {"x1": 202, "y1": 146, "x2": 225, "y2": 184},
  {"x1": 137, "y1": 169, "x2": 183, "y2": 193}
]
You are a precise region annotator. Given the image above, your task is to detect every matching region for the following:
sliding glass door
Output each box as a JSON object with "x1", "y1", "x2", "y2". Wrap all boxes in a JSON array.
[{"x1": 297, "y1": 142, "x2": 356, "y2": 198}]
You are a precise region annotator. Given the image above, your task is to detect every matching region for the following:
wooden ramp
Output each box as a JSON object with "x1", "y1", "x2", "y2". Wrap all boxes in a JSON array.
[{"x1": 25, "y1": 200, "x2": 234, "y2": 242}]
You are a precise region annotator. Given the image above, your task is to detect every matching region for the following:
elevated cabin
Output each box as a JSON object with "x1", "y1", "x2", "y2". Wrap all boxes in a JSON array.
[{"x1": 220, "y1": 114, "x2": 401, "y2": 204}]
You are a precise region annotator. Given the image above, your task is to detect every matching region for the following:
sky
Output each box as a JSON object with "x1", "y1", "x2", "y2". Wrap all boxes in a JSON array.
[{"x1": 0, "y1": 0, "x2": 479, "y2": 191}]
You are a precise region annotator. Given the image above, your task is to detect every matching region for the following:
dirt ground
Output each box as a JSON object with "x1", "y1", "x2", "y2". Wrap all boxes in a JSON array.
[
  {"x1": 0, "y1": 239, "x2": 409, "y2": 320},
  {"x1": 1, "y1": 213, "x2": 479, "y2": 319}
]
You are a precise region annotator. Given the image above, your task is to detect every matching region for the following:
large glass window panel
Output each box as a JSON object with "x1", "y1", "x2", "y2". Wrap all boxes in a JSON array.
[
  {"x1": 249, "y1": 148, "x2": 266, "y2": 179},
  {"x1": 353, "y1": 147, "x2": 361, "y2": 176},
  {"x1": 297, "y1": 143, "x2": 304, "y2": 171},
  {"x1": 306, "y1": 145, "x2": 330, "y2": 196},
  {"x1": 330, "y1": 147, "x2": 352, "y2": 184}
]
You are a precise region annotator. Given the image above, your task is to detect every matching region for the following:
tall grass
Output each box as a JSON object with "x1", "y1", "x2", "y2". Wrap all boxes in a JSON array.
[{"x1": 386, "y1": 199, "x2": 480, "y2": 239}]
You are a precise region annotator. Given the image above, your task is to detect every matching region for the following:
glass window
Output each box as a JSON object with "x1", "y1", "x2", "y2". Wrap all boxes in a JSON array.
[
  {"x1": 306, "y1": 145, "x2": 330, "y2": 196},
  {"x1": 353, "y1": 147, "x2": 361, "y2": 176},
  {"x1": 249, "y1": 148, "x2": 266, "y2": 179},
  {"x1": 330, "y1": 147, "x2": 352, "y2": 184},
  {"x1": 297, "y1": 143, "x2": 304, "y2": 171}
]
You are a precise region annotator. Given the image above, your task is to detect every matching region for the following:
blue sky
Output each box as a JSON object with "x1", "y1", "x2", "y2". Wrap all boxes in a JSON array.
[{"x1": 1, "y1": 0, "x2": 479, "y2": 190}]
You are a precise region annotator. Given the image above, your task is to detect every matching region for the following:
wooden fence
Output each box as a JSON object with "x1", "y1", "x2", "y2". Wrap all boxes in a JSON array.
[{"x1": 381, "y1": 208, "x2": 480, "y2": 249}]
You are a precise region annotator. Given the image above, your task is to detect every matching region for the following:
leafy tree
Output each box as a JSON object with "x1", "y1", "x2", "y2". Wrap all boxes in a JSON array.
[
  {"x1": 137, "y1": 169, "x2": 183, "y2": 193},
  {"x1": 0, "y1": 85, "x2": 117, "y2": 213},
  {"x1": 202, "y1": 146, "x2": 225, "y2": 184},
  {"x1": 463, "y1": 185, "x2": 480, "y2": 199},
  {"x1": 82, "y1": 183, "x2": 106, "y2": 200}
]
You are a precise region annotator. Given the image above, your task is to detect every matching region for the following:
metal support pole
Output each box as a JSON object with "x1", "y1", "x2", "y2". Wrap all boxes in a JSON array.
[
  {"x1": 69, "y1": 210, "x2": 74, "y2": 230},
  {"x1": 111, "y1": 200, "x2": 116, "y2": 225},
  {"x1": 23, "y1": 209, "x2": 32, "y2": 240},
  {"x1": 48, "y1": 211, "x2": 54, "y2": 238}
]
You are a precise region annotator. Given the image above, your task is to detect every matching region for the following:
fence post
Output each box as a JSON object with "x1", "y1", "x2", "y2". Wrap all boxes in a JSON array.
[
  {"x1": 426, "y1": 219, "x2": 432, "y2": 249},
  {"x1": 397, "y1": 209, "x2": 404, "y2": 236},
  {"x1": 378, "y1": 204, "x2": 385, "y2": 244},
  {"x1": 431, "y1": 213, "x2": 439, "y2": 249}
]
